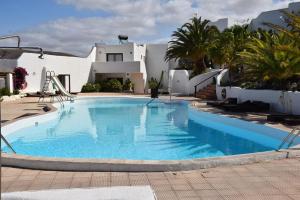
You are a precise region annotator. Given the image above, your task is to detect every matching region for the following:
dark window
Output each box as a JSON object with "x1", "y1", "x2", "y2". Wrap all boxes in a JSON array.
[{"x1": 106, "y1": 53, "x2": 123, "y2": 62}]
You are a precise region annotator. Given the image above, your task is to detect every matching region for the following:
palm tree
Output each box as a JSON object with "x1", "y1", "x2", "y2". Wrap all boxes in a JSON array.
[
  {"x1": 239, "y1": 31, "x2": 300, "y2": 89},
  {"x1": 165, "y1": 17, "x2": 219, "y2": 76},
  {"x1": 209, "y1": 24, "x2": 250, "y2": 85}
]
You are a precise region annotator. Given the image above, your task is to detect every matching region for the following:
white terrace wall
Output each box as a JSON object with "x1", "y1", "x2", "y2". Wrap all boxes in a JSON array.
[
  {"x1": 133, "y1": 44, "x2": 147, "y2": 88},
  {"x1": 18, "y1": 48, "x2": 96, "y2": 93},
  {"x1": 216, "y1": 70, "x2": 300, "y2": 115},
  {"x1": 146, "y1": 44, "x2": 169, "y2": 91}
]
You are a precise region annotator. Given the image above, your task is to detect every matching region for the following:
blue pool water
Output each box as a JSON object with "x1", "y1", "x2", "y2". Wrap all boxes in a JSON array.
[{"x1": 2, "y1": 98, "x2": 298, "y2": 160}]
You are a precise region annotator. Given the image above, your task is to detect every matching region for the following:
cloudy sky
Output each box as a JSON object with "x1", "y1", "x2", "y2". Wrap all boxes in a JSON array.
[{"x1": 0, "y1": 0, "x2": 298, "y2": 56}]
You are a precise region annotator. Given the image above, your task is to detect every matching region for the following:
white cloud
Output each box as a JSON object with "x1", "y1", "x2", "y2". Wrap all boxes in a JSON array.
[{"x1": 12, "y1": 0, "x2": 297, "y2": 56}]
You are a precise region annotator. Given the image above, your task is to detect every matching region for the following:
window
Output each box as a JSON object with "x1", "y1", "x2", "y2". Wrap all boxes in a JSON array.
[{"x1": 106, "y1": 53, "x2": 123, "y2": 62}]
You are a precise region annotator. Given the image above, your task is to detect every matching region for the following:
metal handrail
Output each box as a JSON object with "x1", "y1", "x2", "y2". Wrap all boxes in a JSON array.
[
  {"x1": 277, "y1": 127, "x2": 300, "y2": 151},
  {"x1": 0, "y1": 35, "x2": 21, "y2": 47},
  {"x1": 194, "y1": 71, "x2": 222, "y2": 97},
  {"x1": 1, "y1": 134, "x2": 16, "y2": 153},
  {"x1": 0, "y1": 46, "x2": 44, "y2": 59}
]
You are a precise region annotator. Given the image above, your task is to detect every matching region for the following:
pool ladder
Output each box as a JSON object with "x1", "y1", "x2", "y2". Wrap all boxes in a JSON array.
[
  {"x1": 1, "y1": 134, "x2": 16, "y2": 153},
  {"x1": 277, "y1": 127, "x2": 300, "y2": 151}
]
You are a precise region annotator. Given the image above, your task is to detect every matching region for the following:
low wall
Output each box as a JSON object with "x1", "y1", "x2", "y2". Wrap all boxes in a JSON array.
[
  {"x1": 170, "y1": 69, "x2": 222, "y2": 95},
  {"x1": 216, "y1": 86, "x2": 300, "y2": 114}
]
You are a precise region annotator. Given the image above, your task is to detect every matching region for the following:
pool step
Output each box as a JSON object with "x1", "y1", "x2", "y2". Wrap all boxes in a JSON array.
[{"x1": 196, "y1": 84, "x2": 217, "y2": 100}]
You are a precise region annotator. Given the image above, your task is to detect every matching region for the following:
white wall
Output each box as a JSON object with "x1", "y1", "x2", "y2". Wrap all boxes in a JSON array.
[
  {"x1": 134, "y1": 44, "x2": 147, "y2": 89},
  {"x1": 216, "y1": 69, "x2": 300, "y2": 114},
  {"x1": 169, "y1": 70, "x2": 189, "y2": 94},
  {"x1": 17, "y1": 47, "x2": 96, "y2": 93},
  {"x1": 169, "y1": 69, "x2": 222, "y2": 95},
  {"x1": 92, "y1": 61, "x2": 142, "y2": 74},
  {"x1": 188, "y1": 69, "x2": 221, "y2": 94},
  {"x1": 0, "y1": 59, "x2": 18, "y2": 73},
  {"x1": 216, "y1": 86, "x2": 300, "y2": 114},
  {"x1": 95, "y1": 43, "x2": 134, "y2": 62},
  {"x1": 146, "y1": 44, "x2": 169, "y2": 91},
  {"x1": 209, "y1": 18, "x2": 228, "y2": 32},
  {"x1": 250, "y1": 2, "x2": 300, "y2": 31}
]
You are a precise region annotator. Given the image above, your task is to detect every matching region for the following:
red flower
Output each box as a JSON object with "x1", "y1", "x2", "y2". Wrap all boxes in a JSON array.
[{"x1": 14, "y1": 67, "x2": 28, "y2": 90}]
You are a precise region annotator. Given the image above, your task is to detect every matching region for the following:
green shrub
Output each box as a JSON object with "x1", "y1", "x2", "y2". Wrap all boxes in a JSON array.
[
  {"x1": 107, "y1": 79, "x2": 122, "y2": 92},
  {"x1": 148, "y1": 77, "x2": 159, "y2": 89},
  {"x1": 0, "y1": 88, "x2": 11, "y2": 97},
  {"x1": 81, "y1": 83, "x2": 101, "y2": 93},
  {"x1": 13, "y1": 89, "x2": 20, "y2": 95},
  {"x1": 98, "y1": 81, "x2": 109, "y2": 92}
]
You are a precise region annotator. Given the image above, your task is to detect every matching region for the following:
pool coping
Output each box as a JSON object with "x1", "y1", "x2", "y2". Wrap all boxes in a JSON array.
[
  {"x1": 2, "y1": 95, "x2": 300, "y2": 172},
  {"x1": 2, "y1": 149, "x2": 300, "y2": 172}
]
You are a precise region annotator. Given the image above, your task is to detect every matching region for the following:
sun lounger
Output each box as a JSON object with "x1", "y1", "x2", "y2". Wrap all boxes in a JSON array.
[
  {"x1": 268, "y1": 114, "x2": 300, "y2": 125},
  {"x1": 207, "y1": 98, "x2": 237, "y2": 107}
]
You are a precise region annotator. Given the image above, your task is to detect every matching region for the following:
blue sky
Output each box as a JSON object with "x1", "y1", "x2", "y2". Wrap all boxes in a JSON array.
[{"x1": 0, "y1": 0, "x2": 297, "y2": 56}]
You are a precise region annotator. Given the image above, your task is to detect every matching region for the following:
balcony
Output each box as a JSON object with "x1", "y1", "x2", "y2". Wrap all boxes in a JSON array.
[{"x1": 92, "y1": 61, "x2": 142, "y2": 73}]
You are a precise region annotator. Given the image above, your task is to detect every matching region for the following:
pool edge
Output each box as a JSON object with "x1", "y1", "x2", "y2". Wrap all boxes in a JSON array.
[{"x1": 2, "y1": 149, "x2": 300, "y2": 172}]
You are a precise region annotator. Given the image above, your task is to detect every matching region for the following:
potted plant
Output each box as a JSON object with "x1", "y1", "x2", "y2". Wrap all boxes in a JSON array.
[
  {"x1": 123, "y1": 78, "x2": 133, "y2": 92},
  {"x1": 148, "y1": 77, "x2": 159, "y2": 98}
]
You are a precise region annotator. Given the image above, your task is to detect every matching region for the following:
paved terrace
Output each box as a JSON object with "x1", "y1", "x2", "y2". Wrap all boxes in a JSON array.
[{"x1": 1, "y1": 94, "x2": 300, "y2": 199}]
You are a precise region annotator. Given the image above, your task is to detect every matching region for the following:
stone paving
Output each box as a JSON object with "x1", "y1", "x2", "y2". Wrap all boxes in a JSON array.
[
  {"x1": 2, "y1": 157, "x2": 300, "y2": 200},
  {"x1": 1, "y1": 95, "x2": 300, "y2": 199}
]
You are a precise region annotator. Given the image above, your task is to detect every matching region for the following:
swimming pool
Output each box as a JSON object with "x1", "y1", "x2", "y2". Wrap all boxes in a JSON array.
[{"x1": 2, "y1": 97, "x2": 298, "y2": 160}]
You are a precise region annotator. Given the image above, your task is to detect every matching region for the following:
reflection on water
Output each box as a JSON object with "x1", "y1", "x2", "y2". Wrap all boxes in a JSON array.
[{"x1": 2, "y1": 98, "x2": 280, "y2": 160}]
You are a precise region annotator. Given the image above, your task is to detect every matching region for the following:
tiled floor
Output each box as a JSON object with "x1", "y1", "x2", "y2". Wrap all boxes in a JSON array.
[{"x1": 2, "y1": 157, "x2": 300, "y2": 200}]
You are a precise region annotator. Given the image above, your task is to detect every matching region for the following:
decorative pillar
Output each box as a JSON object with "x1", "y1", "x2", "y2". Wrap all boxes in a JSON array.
[{"x1": 6, "y1": 73, "x2": 13, "y2": 94}]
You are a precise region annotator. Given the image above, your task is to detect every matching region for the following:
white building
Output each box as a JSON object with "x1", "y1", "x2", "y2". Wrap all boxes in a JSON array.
[
  {"x1": 250, "y1": 2, "x2": 300, "y2": 30},
  {"x1": 0, "y1": 18, "x2": 228, "y2": 95}
]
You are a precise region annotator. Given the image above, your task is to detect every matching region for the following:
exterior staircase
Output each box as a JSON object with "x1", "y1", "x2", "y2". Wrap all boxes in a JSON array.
[{"x1": 196, "y1": 84, "x2": 217, "y2": 100}]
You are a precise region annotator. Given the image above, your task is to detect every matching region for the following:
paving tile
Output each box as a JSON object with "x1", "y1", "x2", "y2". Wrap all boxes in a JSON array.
[
  {"x1": 245, "y1": 195, "x2": 293, "y2": 200},
  {"x1": 217, "y1": 188, "x2": 241, "y2": 196},
  {"x1": 110, "y1": 175, "x2": 130, "y2": 186},
  {"x1": 55, "y1": 171, "x2": 74, "y2": 178},
  {"x1": 90, "y1": 175, "x2": 110, "y2": 187},
  {"x1": 178, "y1": 198, "x2": 201, "y2": 200},
  {"x1": 191, "y1": 183, "x2": 214, "y2": 190},
  {"x1": 149, "y1": 179, "x2": 170, "y2": 185},
  {"x1": 176, "y1": 190, "x2": 198, "y2": 198},
  {"x1": 129, "y1": 178, "x2": 150, "y2": 186},
  {"x1": 147, "y1": 172, "x2": 166, "y2": 180},
  {"x1": 39, "y1": 171, "x2": 57, "y2": 175},
  {"x1": 210, "y1": 183, "x2": 232, "y2": 190},
  {"x1": 92, "y1": 172, "x2": 111, "y2": 177},
  {"x1": 151, "y1": 184, "x2": 173, "y2": 192},
  {"x1": 70, "y1": 177, "x2": 91, "y2": 188},
  {"x1": 155, "y1": 190, "x2": 178, "y2": 200},
  {"x1": 20, "y1": 169, "x2": 41, "y2": 176},
  {"x1": 172, "y1": 184, "x2": 193, "y2": 191},
  {"x1": 73, "y1": 172, "x2": 93, "y2": 178},
  {"x1": 196, "y1": 189, "x2": 221, "y2": 197},
  {"x1": 277, "y1": 187, "x2": 300, "y2": 195},
  {"x1": 289, "y1": 194, "x2": 300, "y2": 200},
  {"x1": 222, "y1": 195, "x2": 246, "y2": 200},
  {"x1": 28, "y1": 180, "x2": 53, "y2": 190},
  {"x1": 50, "y1": 179, "x2": 73, "y2": 189},
  {"x1": 6, "y1": 180, "x2": 32, "y2": 192},
  {"x1": 1, "y1": 168, "x2": 23, "y2": 177}
]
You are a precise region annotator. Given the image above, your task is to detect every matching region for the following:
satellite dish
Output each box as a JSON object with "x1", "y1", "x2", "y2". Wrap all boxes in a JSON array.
[{"x1": 118, "y1": 35, "x2": 128, "y2": 44}]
